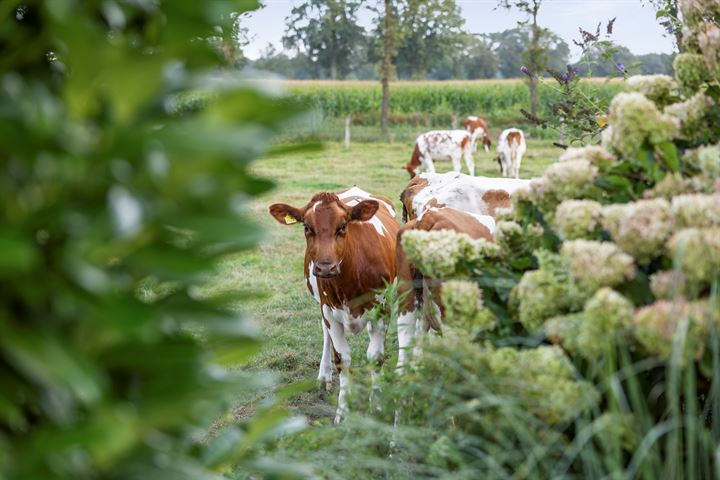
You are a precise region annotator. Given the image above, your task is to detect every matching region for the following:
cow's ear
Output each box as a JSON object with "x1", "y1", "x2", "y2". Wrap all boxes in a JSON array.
[
  {"x1": 349, "y1": 200, "x2": 379, "y2": 222},
  {"x1": 268, "y1": 203, "x2": 303, "y2": 225}
]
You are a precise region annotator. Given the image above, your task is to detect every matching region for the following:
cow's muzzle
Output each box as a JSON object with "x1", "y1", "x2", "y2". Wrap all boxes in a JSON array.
[{"x1": 314, "y1": 261, "x2": 340, "y2": 278}]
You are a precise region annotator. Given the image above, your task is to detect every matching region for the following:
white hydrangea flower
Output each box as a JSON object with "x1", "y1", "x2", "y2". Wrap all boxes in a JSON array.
[
  {"x1": 601, "y1": 199, "x2": 675, "y2": 264},
  {"x1": 666, "y1": 227, "x2": 720, "y2": 284},
  {"x1": 671, "y1": 193, "x2": 720, "y2": 228},
  {"x1": 695, "y1": 144, "x2": 720, "y2": 178},
  {"x1": 401, "y1": 229, "x2": 501, "y2": 279},
  {"x1": 559, "y1": 146, "x2": 617, "y2": 171},
  {"x1": 664, "y1": 93, "x2": 714, "y2": 140},
  {"x1": 553, "y1": 199, "x2": 603, "y2": 240},
  {"x1": 560, "y1": 240, "x2": 636, "y2": 293},
  {"x1": 650, "y1": 270, "x2": 689, "y2": 300},
  {"x1": 607, "y1": 92, "x2": 680, "y2": 158},
  {"x1": 626, "y1": 75, "x2": 679, "y2": 106},
  {"x1": 577, "y1": 288, "x2": 634, "y2": 359},
  {"x1": 441, "y1": 280, "x2": 495, "y2": 331}
]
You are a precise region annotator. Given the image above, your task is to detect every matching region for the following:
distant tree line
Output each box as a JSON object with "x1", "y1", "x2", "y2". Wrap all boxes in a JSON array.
[{"x1": 245, "y1": 0, "x2": 674, "y2": 81}]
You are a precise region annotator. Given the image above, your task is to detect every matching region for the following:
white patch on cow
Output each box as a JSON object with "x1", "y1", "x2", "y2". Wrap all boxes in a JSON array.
[
  {"x1": 338, "y1": 186, "x2": 395, "y2": 217},
  {"x1": 467, "y1": 115, "x2": 478, "y2": 121},
  {"x1": 326, "y1": 318, "x2": 352, "y2": 424},
  {"x1": 469, "y1": 213, "x2": 497, "y2": 234},
  {"x1": 307, "y1": 262, "x2": 320, "y2": 302},
  {"x1": 411, "y1": 172, "x2": 533, "y2": 220},
  {"x1": 366, "y1": 319, "x2": 385, "y2": 363},
  {"x1": 311, "y1": 200, "x2": 322, "y2": 212},
  {"x1": 365, "y1": 215, "x2": 387, "y2": 237},
  {"x1": 318, "y1": 308, "x2": 334, "y2": 389}
]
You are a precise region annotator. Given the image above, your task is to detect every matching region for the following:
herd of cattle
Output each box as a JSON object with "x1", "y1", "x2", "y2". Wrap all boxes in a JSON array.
[{"x1": 268, "y1": 116, "x2": 532, "y2": 423}]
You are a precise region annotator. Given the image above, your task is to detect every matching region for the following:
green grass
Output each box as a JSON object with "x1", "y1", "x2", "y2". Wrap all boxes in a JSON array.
[{"x1": 209, "y1": 139, "x2": 560, "y2": 422}]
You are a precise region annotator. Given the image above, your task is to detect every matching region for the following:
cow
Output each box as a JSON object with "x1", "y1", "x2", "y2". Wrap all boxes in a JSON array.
[
  {"x1": 268, "y1": 186, "x2": 398, "y2": 424},
  {"x1": 464, "y1": 115, "x2": 493, "y2": 153},
  {"x1": 496, "y1": 128, "x2": 527, "y2": 178},
  {"x1": 399, "y1": 171, "x2": 532, "y2": 223},
  {"x1": 395, "y1": 207, "x2": 494, "y2": 372},
  {"x1": 404, "y1": 116, "x2": 491, "y2": 179}
]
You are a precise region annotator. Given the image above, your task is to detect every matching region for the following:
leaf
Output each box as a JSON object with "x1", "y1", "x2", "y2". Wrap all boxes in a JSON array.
[
  {"x1": 0, "y1": 230, "x2": 39, "y2": 276},
  {"x1": 655, "y1": 141, "x2": 679, "y2": 172}
]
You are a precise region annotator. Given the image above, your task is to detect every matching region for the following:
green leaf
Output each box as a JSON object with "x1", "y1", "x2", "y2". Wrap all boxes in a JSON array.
[{"x1": 0, "y1": 230, "x2": 39, "y2": 276}]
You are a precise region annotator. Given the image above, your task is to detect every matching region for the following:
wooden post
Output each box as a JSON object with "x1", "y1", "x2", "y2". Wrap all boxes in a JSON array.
[
  {"x1": 344, "y1": 115, "x2": 351, "y2": 149},
  {"x1": 451, "y1": 113, "x2": 457, "y2": 129}
]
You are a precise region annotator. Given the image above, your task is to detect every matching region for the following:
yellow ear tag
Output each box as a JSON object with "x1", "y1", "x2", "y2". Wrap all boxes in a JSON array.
[{"x1": 284, "y1": 214, "x2": 298, "y2": 225}]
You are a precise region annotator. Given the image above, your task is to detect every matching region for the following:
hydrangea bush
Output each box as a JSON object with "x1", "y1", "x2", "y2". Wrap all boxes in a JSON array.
[{"x1": 387, "y1": 1, "x2": 720, "y2": 476}]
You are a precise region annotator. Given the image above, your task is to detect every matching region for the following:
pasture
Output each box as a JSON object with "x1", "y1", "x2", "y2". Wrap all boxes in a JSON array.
[{"x1": 211, "y1": 138, "x2": 560, "y2": 421}]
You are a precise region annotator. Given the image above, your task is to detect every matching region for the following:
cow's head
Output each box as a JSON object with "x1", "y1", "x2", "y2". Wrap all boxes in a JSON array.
[
  {"x1": 269, "y1": 193, "x2": 379, "y2": 278},
  {"x1": 481, "y1": 134, "x2": 492, "y2": 153},
  {"x1": 464, "y1": 116, "x2": 492, "y2": 153}
]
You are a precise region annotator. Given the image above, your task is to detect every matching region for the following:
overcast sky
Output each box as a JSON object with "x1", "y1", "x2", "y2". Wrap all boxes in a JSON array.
[{"x1": 242, "y1": 0, "x2": 675, "y2": 61}]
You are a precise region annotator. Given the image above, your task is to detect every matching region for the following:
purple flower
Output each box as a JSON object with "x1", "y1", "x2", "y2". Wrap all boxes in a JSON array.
[
  {"x1": 520, "y1": 65, "x2": 531, "y2": 76},
  {"x1": 617, "y1": 63, "x2": 626, "y2": 72},
  {"x1": 570, "y1": 65, "x2": 579, "y2": 74},
  {"x1": 560, "y1": 73, "x2": 570, "y2": 83}
]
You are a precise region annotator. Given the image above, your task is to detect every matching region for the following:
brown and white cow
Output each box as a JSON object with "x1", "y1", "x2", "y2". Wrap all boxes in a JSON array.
[
  {"x1": 268, "y1": 186, "x2": 398, "y2": 424},
  {"x1": 404, "y1": 116, "x2": 491, "y2": 179},
  {"x1": 395, "y1": 207, "x2": 494, "y2": 372},
  {"x1": 399, "y1": 171, "x2": 532, "y2": 224},
  {"x1": 464, "y1": 115, "x2": 493, "y2": 153},
  {"x1": 496, "y1": 128, "x2": 527, "y2": 178}
]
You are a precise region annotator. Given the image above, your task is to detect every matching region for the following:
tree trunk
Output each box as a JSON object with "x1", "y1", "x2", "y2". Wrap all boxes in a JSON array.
[
  {"x1": 380, "y1": 0, "x2": 393, "y2": 135},
  {"x1": 330, "y1": 59, "x2": 337, "y2": 80}
]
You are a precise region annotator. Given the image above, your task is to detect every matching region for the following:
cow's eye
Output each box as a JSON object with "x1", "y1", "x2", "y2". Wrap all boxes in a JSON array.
[
  {"x1": 336, "y1": 222, "x2": 347, "y2": 236},
  {"x1": 304, "y1": 224, "x2": 314, "y2": 236}
]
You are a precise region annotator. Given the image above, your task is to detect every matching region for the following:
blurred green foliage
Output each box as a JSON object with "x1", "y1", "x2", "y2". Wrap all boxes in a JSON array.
[{"x1": 0, "y1": 1, "x2": 308, "y2": 478}]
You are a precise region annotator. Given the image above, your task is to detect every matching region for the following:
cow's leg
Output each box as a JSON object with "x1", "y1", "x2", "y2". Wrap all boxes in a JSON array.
[
  {"x1": 464, "y1": 150, "x2": 475, "y2": 176},
  {"x1": 451, "y1": 153, "x2": 462, "y2": 173},
  {"x1": 422, "y1": 154, "x2": 436, "y2": 173},
  {"x1": 318, "y1": 314, "x2": 334, "y2": 390},
  {"x1": 396, "y1": 310, "x2": 416, "y2": 374},
  {"x1": 327, "y1": 318, "x2": 351, "y2": 425},
  {"x1": 367, "y1": 318, "x2": 386, "y2": 410}
]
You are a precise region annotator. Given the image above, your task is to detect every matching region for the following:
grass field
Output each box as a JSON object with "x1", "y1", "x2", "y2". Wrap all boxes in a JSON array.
[{"x1": 216, "y1": 138, "x2": 561, "y2": 423}]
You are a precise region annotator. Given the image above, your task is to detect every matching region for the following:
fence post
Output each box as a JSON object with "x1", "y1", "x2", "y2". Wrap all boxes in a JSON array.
[
  {"x1": 451, "y1": 113, "x2": 458, "y2": 129},
  {"x1": 344, "y1": 115, "x2": 351, "y2": 149}
]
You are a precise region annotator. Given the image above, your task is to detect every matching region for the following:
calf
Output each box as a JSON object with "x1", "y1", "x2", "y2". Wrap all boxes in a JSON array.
[
  {"x1": 404, "y1": 116, "x2": 490, "y2": 179},
  {"x1": 268, "y1": 187, "x2": 398, "y2": 424},
  {"x1": 399, "y1": 171, "x2": 532, "y2": 223},
  {"x1": 497, "y1": 128, "x2": 526, "y2": 178},
  {"x1": 395, "y1": 207, "x2": 494, "y2": 372}
]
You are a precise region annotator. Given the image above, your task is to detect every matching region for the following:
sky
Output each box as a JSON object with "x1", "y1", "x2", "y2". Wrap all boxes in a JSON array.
[{"x1": 242, "y1": 0, "x2": 675, "y2": 61}]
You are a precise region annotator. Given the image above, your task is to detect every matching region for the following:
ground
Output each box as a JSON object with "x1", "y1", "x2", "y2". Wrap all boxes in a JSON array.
[{"x1": 210, "y1": 138, "x2": 560, "y2": 423}]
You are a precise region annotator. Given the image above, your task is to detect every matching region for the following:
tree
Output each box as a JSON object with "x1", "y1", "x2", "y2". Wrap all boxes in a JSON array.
[
  {"x1": 283, "y1": 0, "x2": 365, "y2": 80},
  {"x1": 487, "y1": 28, "x2": 569, "y2": 79},
  {"x1": 253, "y1": 43, "x2": 315, "y2": 79},
  {"x1": 497, "y1": 0, "x2": 546, "y2": 116},
  {"x1": 380, "y1": 0, "x2": 395, "y2": 134},
  {"x1": 394, "y1": 0, "x2": 466, "y2": 80},
  {"x1": 457, "y1": 34, "x2": 500, "y2": 79}
]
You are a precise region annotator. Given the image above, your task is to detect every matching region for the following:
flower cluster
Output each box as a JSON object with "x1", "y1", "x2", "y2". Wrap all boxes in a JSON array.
[
  {"x1": 483, "y1": 345, "x2": 598, "y2": 425},
  {"x1": 552, "y1": 199, "x2": 603, "y2": 240},
  {"x1": 606, "y1": 92, "x2": 679, "y2": 158},
  {"x1": 650, "y1": 270, "x2": 691, "y2": 300},
  {"x1": 664, "y1": 93, "x2": 714, "y2": 142},
  {"x1": 528, "y1": 160, "x2": 600, "y2": 220},
  {"x1": 558, "y1": 146, "x2": 617, "y2": 171},
  {"x1": 601, "y1": 198, "x2": 674, "y2": 264},
  {"x1": 576, "y1": 288, "x2": 634, "y2": 359},
  {"x1": 633, "y1": 299, "x2": 716, "y2": 362},
  {"x1": 642, "y1": 172, "x2": 710, "y2": 199},
  {"x1": 401, "y1": 230, "x2": 502, "y2": 279},
  {"x1": 667, "y1": 227, "x2": 720, "y2": 284},
  {"x1": 626, "y1": 74, "x2": 679, "y2": 107},
  {"x1": 560, "y1": 240, "x2": 636, "y2": 294},
  {"x1": 673, "y1": 53, "x2": 712, "y2": 94},
  {"x1": 685, "y1": 144, "x2": 720, "y2": 179},
  {"x1": 671, "y1": 193, "x2": 720, "y2": 228},
  {"x1": 441, "y1": 280, "x2": 495, "y2": 331}
]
